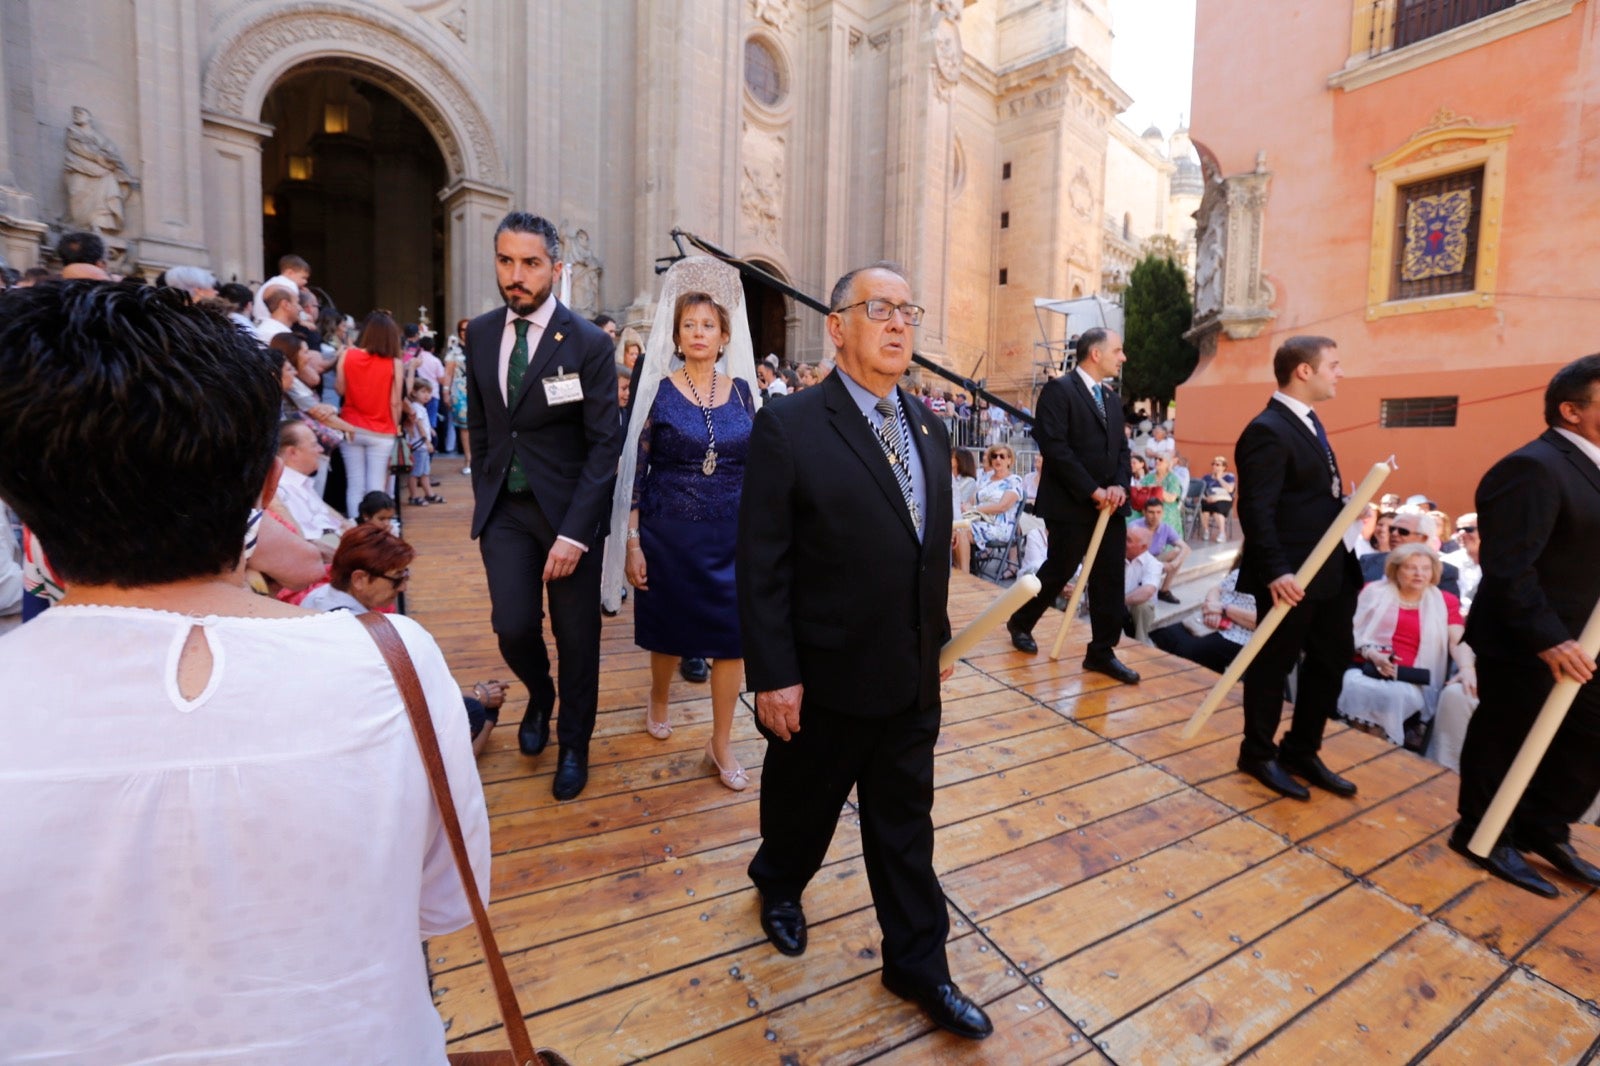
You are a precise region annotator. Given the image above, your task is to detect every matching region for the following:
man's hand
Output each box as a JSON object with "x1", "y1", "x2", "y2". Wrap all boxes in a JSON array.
[
  {"x1": 1537, "y1": 640, "x2": 1596, "y2": 683},
  {"x1": 757, "y1": 685, "x2": 804, "y2": 741},
  {"x1": 543, "y1": 539, "x2": 583, "y2": 582},
  {"x1": 1092, "y1": 485, "x2": 1127, "y2": 510},
  {"x1": 1267, "y1": 573, "x2": 1304, "y2": 608}
]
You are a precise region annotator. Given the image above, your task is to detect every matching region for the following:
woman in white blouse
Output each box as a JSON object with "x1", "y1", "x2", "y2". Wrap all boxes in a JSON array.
[{"x1": 0, "y1": 281, "x2": 490, "y2": 1063}]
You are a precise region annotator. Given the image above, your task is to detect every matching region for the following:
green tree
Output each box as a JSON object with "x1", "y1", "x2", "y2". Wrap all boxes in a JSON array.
[{"x1": 1120, "y1": 252, "x2": 1198, "y2": 422}]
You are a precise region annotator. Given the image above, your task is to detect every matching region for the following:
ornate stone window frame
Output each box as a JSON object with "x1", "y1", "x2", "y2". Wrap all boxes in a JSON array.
[
  {"x1": 1332, "y1": 0, "x2": 1581, "y2": 92},
  {"x1": 742, "y1": 33, "x2": 793, "y2": 121},
  {"x1": 1365, "y1": 111, "x2": 1512, "y2": 321}
]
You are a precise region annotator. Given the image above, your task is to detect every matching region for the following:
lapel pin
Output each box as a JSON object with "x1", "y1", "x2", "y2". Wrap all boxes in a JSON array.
[
  {"x1": 553, "y1": 332, "x2": 564, "y2": 343},
  {"x1": 920, "y1": 424, "x2": 928, "y2": 434}
]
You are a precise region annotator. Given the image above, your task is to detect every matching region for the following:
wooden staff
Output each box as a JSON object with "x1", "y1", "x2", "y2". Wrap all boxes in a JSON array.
[
  {"x1": 941, "y1": 575, "x2": 1042, "y2": 671},
  {"x1": 1467, "y1": 594, "x2": 1600, "y2": 857},
  {"x1": 1048, "y1": 504, "x2": 1115, "y2": 661},
  {"x1": 1179, "y1": 459, "x2": 1396, "y2": 739}
]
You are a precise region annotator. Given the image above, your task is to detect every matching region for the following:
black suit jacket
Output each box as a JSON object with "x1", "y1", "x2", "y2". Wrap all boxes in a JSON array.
[
  {"x1": 1030, "y1": 372, "x2": 1132, "y2": 525},
  {"x1": 1465, "y1": 429, "x2": 1600, "y2": 661},
  {"x1": 737, "y1": 372, "x2": 953, "y2": 715},
  {"x1": 1235, "y1": 398, "x2": 1360, "y2": 602},
  {"x1": 464, "y1": 301, "x2": 620, "y2": 542}
]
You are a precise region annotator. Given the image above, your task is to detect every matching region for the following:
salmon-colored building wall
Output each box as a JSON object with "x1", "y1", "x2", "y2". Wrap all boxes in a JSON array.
[{"x1": 1175, "y1": 0, "x2": 1600, "y2": 516}]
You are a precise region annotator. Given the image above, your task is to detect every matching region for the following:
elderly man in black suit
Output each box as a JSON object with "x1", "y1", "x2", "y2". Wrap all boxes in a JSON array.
[
  {"x1": 1452, "y1": 354, "x2": 1600, "y2": 897},
  {"x1": 465, "y1": 212, "x2": 620, "y2": 800},
  {"x1": 1233, "y1": 335, "x2": 1363, "y2": 801},
  {"x1": 1005, "y1": 328, "x2": 1140, "y2": 685},
  {"x1": 737, "y1": 263, "x2": 992, "y2": 1041}
]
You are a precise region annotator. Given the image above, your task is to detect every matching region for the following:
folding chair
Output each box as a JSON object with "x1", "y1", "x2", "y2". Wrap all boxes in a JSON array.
[{"x1": 972, "y1": 496, "x2": 1029, "y2": 584}]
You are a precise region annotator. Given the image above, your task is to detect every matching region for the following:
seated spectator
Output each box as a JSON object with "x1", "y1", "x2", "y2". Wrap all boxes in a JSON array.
[
  {"x1": 1140, "y1": 453, "x2": 1183, "y2": 537},
  {"x1": 358, "y1": 490, "x2": 398, "y2": 530},
  {"x1": 1360, "y1": 511, "x2": 1461, "y2": 597},
  {"x1": 1431, "y1": 509, "x2": 1457, "y2": 554},
  {"x1": 1173, "y1": 454, "x2": 1192, "y2": 502},
  {"x1": 1198, "y1": 456, "x2": 1237, "y2": 542},
  {"x1": 0, "y1": 279, "x2": 488, "y2": 1061},
  {"x1": 952, "y1": 444, "x2": 1023, "y2": 574},
  {"x1": 1149, "y1": 553, "x2": 1258, "y2": 673},
  {"x1": 273, "y1": 420, "x2": 354, "y2": 554},
  {"x1": 1122, "y1": 524, "x2": 1163, "y2": 641},
  {"x1": 951, "y1": 447, "x2": 978, "y2": 512},
  {"x1": 1144, "y1": 423, "x2": 1175, "y2": 466},
  {"x1": 1441, "y1": 512, "x2": 1482, "y2": 614},
  {"x1": 1129, "y1": 497, "x2": 1190, "y2": 604},
  {"x1": 1372, "y1": 510, "x2": 1395, "y2": 553},
  {"x1": 1016, "y1": 456, "x2": 1048, "y2": 576},
  {"x1": 1338, "y1": 542, "x2": 1475, "y2": 748}
]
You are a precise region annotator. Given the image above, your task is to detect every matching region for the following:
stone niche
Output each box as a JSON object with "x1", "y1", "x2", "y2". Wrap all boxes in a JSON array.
[{"x1": 1189, "y1": 151, "x2": 1275, "y2": 346}]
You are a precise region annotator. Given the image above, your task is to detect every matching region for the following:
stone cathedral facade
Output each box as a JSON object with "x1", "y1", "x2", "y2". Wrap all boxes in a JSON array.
[{"x1": 0, "y1": 0, "x2": 1180, "y2": 398}]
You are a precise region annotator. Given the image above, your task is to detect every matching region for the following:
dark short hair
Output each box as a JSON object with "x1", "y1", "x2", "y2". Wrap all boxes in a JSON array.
[
  {"x1": 494, "y1": 212, "x2": 562, "y2": 261},
  {"x1": 1076, "y1": 328, "x2": 1109, "y2": 363},
  {"x1": 1544, "y1": 353, "x2": 1600, "y2": 427},
  {"x1": 1273, "y1": 335, "x2": 1336, "y2": 387},
  {"x1": 278, "y1": 253, "x2": 310, "y2": 274},
  {"x1": 217, "y1": 282, "x2": 252, "y2": 313},
  {"x1": 329, "y1": 525, "x2": 415, "y2": 592},
  {"x1": 0, "y1": 281, "x2": 279, "y2": 585},
  {"x1": 1142, "y1": 496, "x2": 1164, "y2": 511},
  {"x1": 592, "y1": 314, "x2": 617, "y2": 329},
  {"x1": 358, "y1": 491, "x2": 396, "y2": 521},
  {"x1": 355, "y1": 311, "x2": 402, "y2": 358},
  {"x1": 829, "y1": 260, "x2": 906, "y2": 311},
  {"x1": 417, "y1": 335, "x2": 436, "y2": 353},
  {"x1": 673, "y1": 291, "x2": 731, "y2": 344},
  {"x1": 57, "y1": 231, "x2": 106, "y2": 266}
]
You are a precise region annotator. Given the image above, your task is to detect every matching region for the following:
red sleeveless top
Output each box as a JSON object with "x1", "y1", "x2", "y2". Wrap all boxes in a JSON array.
[{"x1": 341, "y1": 347, "x2": 397, "y2": 435}]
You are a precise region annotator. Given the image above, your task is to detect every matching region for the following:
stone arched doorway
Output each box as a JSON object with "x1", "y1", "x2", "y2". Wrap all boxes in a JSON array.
[
  {"x1": 743, "y1": 259, "x2": 791, "y2": 367},
  {"x1": 199, "y1": 1, "x2": 511, "y2": 322}
]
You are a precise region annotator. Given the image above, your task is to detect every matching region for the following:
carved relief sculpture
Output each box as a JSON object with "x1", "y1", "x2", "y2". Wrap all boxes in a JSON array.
[
  {"x1": 565, "y1": 227, "x2": 603, "y2": 316},
  {"x1": 63, "y1": 107, "x2": 139, "y2": 234},
  {"x1": 751, "y1": 0, "x2": 791, "y2": 33},
  {"x1": 932, "y1": 20, "x2": 963, "y2": 101},
  {"x1": 741, "y1": 160, "x2": 782, "y2": 245},
  {"x1": 1189, "y1": 156, "x2": 1275, "y2": 341}
]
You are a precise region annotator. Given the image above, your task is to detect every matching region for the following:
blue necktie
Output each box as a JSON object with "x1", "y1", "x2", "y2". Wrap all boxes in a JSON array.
[{"x1": 1091, "y1": 382, "x2": 1106, "y2": 417}]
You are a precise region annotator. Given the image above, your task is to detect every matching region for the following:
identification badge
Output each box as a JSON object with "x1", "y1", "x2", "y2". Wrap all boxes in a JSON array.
[{"x1": 543, "y1": 368, "x2": 583, "y2": 406}]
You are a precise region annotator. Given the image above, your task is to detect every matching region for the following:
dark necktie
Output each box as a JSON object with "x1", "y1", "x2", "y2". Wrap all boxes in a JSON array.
[
  {"x1": 1306, "y1": 409, "x2": 1341, "y2": 497},
  {"x1": 874, "y1": 397, "x2": 921, "y2": 535},
  {"x1": 506, "y1": 319, "x2": 531, "y2": 493}
]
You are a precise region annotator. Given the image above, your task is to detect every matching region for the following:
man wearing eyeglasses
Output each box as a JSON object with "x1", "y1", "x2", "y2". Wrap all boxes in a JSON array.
[
  {"x1": 1441, "y1": 514, "x2": 1481, "y2": 612},
  {"x1": 738, "y1": 263, "x2": 991, "y2": 1040},
  {"x1": 1359, "y1": 511, "x2": 1461, "y2": 598}
]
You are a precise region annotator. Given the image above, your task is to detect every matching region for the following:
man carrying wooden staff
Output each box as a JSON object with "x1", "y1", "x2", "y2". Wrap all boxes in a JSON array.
[
  {"x1": 1452, "y1": 354, "x2": 1600, "y2": 897},
  {"x1": 1005, "y1": 329, "x2": 1139, "y2": 685},
  {"x1": 1233, "y1": 336, "x2": 1363, "y2": 801}
]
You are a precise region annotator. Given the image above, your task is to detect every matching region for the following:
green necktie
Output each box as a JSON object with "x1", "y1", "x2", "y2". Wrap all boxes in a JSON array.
[{"x1": 506, "y1": 318, "x2": 531, "y2": 493}]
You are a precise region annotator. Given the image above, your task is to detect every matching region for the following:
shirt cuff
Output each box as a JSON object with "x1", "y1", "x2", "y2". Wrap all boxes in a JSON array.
[{"x1": 556, "y1": 535, "x2": 589, "y2": 553}]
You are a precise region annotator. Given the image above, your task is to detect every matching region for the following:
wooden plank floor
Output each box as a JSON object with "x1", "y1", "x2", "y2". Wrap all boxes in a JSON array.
[{"x1": 406, "y1": 457, "x2": 1600, "y2": 1064}]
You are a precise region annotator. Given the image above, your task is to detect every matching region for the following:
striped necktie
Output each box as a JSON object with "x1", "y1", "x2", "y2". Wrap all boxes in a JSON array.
[
  {"x1": 1091, "y1": 381, "x2": 1106, "y2": 417},
  {"x1": 874, "y1": 397, "x2": 921, "y2": 535},
  {"x1": 505, "y1": 319, "x2": 531, "y2": 493}
]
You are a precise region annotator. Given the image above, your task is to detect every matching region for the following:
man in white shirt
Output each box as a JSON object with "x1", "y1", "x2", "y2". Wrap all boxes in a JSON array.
[
  {"x1": 1441, "y1": 511, "x2": 1482, "y2": 613},
  {"x1": 255, "y1": 287, "x2": 298, "y2": 346},
  {"x1": 1145, "y1": 424, "x2": 1176, "y2": 465},
  {"x1": 275, "y1": 421, "x2": 353, "y2": 556},
  {"x1": 1123, "y1": 524, "x2": 1163, "y2": 641}
]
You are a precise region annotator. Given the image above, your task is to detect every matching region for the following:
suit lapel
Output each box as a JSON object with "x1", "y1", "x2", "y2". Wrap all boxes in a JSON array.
[
  {"x1": 825, "y1": 375, "x2": 919, "y2": 541},
  {"x1": 1070, "y1": 372, "x2": 1107, "y2": 427},
  {"x1": 509, "y1": 302, "x2": 575, "y2": 419},
  {"x1": 1543, "y1": 428, "x2": 1600, "y2": 499}
]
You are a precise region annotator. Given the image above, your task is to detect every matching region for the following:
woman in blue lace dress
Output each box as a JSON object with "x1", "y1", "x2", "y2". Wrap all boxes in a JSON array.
[{"x1": 621, "y1": 286, "x2": 757, "y2": 790}]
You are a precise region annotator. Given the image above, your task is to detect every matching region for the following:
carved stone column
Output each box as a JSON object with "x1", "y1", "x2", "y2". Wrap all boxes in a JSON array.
[
  {"x1": 440, "y1": 178, "x2": 512, "y2": 321},
  {"x1": 0, "y1": 6, "x2": 45, "y2": 268},
  {"x1": 132, "y1": 0, "x2": 207, "y2": 271},
  {"x1": 200, "y1": 111, "x2": 271, "y2": 285}
]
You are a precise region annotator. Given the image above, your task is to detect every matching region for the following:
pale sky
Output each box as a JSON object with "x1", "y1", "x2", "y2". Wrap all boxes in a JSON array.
[{"x1": 1108, "y1": 0, "x2": 1197, "y2": 139}]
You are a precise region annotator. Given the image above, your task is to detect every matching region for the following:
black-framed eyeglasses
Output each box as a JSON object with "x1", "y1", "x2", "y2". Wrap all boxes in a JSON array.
[
  {"x1": 373, "y1": 569, "x2": 411, "y2": 585},
  {"x1": 832, "y1": 299, "x2": 926, "y2": 326}
]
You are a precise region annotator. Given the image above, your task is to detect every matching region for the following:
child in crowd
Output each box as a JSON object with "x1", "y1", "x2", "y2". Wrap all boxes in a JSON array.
[
  {"x1": 404, "y1": 381, "x2": 443, "y2": 506},
  {"x1": 358, "y1": 491, "x2": 398, "y2": 533}
]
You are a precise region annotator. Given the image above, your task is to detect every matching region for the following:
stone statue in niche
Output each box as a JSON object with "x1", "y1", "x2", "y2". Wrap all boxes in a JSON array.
[
  {"x1": 565, "y1": 228, "x2": 602, "y2": 316},
  {"x1": 63, "y1": 107, "x2": 139, "y2": 234},
  {"x1": 1193, "y1": 180, "x2": 1226, "y2": 320}
]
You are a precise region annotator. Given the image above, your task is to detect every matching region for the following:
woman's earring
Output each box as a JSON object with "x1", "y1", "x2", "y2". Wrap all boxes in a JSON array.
[{"x1": 719, "y1": 346, "x2": 725, "y2": 357}]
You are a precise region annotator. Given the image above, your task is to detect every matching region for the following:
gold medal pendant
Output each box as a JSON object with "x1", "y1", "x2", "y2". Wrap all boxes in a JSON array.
[{"x1": 702, "y1": 450, "x2": 718, "y2": 476}]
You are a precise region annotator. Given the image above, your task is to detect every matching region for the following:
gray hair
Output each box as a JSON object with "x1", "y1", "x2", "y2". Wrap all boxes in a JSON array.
[
  {"x1": 162, "y1": 265, "x2": 216, "y2": 295},
  {"x1": 494, "y1": 211, "x2": 562, "y2": 261}
]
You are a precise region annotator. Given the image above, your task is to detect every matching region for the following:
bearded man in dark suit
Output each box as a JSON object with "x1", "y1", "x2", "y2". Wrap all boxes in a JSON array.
[
  {"x1": 737, "y1": 263, "x2": 991, "y2": 1041},
  {"x1": 1452, "y1": 353, "x2": 1600, "y2": 897}
]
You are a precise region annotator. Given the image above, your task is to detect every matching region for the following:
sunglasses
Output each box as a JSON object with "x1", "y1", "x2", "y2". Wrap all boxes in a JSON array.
[{"x1": 373, "y1": 569, "x2": 411, "y2": 585}]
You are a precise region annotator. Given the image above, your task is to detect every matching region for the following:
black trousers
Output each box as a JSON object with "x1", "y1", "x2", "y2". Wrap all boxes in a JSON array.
[
  {"x1": 748, "y1": 699, "x2": 950, "y2": 990},
  {"x1": 1008, "y1": 511, "x2": 1126, "y2": 659},
  {"x1": 1240, "y1": 588, "x2": 1355, "y2": 763},
  {"x1": 1150, "y1": 624, "x2": 1243, "y2": 675},
  {"x1": 1457, "y1": 656, "x2": 1600, "y2": 849},
  {"x1": 477, "y1": 491, "x2": 603, "y2": 753}
]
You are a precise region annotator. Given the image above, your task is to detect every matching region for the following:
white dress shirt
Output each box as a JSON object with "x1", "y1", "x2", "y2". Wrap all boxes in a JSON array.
[
  {"x1": 275, "y1": 464, "x2": 346, "y2": 540},
  {"x1": 254, "y1": 316, "x2": 291, "y2": 346},
  {"x1": 1125, "y1": 551, "x2": 1165, "y2": 599},
  {"x1": 497, "y1": 293, "x2": 558, "y2": 404},
  {"x1": 1554, "y1": 427, "x2": 1600, "y2": 472}
]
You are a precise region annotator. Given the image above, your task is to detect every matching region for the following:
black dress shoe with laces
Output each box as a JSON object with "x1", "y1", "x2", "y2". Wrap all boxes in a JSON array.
[
  {"x1": 758, "y1": 897, "x2": 807, "y2": 957},
  {"x1": 1448, "y1": 828, "x2": 1559, "y2": 898},
  {"x1": 679, "y1": 656, "x2": 710, "y2": 683},
  {"x1": 1083, "y1": 654, "x2": 1140, "y2": 684},
  {"x1": 1157, "y1": 589, "x2": 1180, "y2": 604},
  {"x1": 1529, "y1": 840, "x2": 1600, "y2": 887},
  {"x1": 517, "y1": 705, "x2": 552, "y2": 756},
  {"x1": 1280, "y1": 753, "x2": 1358, "y2": 797},
  {"x1": 551, "y1": 748, "x2": 588, "y2": 801},
  {"x1": 1237, "y1": 757, "x2": 1311, "y2": 801},
  {"x1": 1006, "y1": 620, "x2": 1038, "y2": 654},
  {"x1": 881, "y1": 973, "x2": 994, "y2": 1040}
]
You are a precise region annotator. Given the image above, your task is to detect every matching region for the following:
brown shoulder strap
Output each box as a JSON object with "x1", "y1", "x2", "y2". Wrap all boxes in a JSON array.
[{"x1": 358, "y1": 613, "x2": 537, "y2": 1066}]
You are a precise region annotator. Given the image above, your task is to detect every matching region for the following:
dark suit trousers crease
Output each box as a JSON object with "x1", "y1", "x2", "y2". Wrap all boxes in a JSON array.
[
  {"x1": 1457, "y1": 658, "x2": 1600, "y2": 849},
  {"x1": 477, "y1": 491, "x2": 602, "y2": 753},
  {"x1": 748, "y1": 701, "x2": 951, "y2": 988},
  {"x1": 1009, "y1": 512, "x2": 1126, "y2": 658},
  {"x1": 1239, "y1": 588, "x2": 1355, "y2": 763}
]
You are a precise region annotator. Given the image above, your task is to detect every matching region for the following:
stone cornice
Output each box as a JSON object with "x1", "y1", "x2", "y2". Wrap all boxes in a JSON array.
[{"x1": 997, "y1": 47, "x2": 1132, "y2": 113}]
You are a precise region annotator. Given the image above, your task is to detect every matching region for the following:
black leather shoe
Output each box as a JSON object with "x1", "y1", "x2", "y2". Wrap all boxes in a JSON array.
[
  {"x1": 1083, "y1": 654, "x2": 1140, "y2": 684},
  {"x1": 1448, "y1": 829, "x2": 1559, "y2": 898},
  {"x1": 1237, "y1": 757, "x2": 1311, "y2": 801},
  {"x1": 1006, "y1": 619, "x2": 1038, "y2": 654},
  {"x1": 1528, "y1": 840, "x2": 1600, "y2": 887},
  {"x1": 881, "y1": 974, "x2": 993, "y2": 1040},
  {"x1": 1157, "y1": 589, "x2": 1180, "y2": 604},
  {"x1": 1280, "y1": 753, "x2": 1358, "y2": 797},
  {"x1": 679, "y1": 657, "x2": 710, "y2": 683},
  {"x1": 517, "y1": 705, "x2": 552, "y2": 756},
  {"x1": 758, "y1": 897, "x2": 807, "y2": 957},
  {"x1": 551, "y1": 748, "x2": 588, "y2": 801}
]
